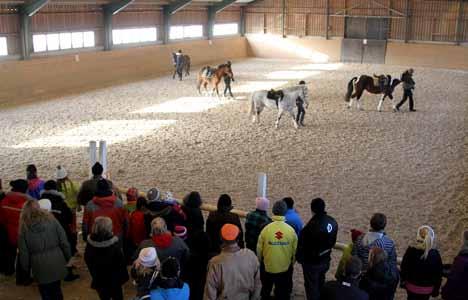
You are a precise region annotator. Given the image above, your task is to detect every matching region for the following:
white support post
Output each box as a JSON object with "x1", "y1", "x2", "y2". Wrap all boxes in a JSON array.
[
  {"x1": 99, "y1": 140, "x2": 108, "y2": 178},
  {"x1": 89, "y1": 141, "x2": 97, "y2": 177},
  {"x1": 257, "y1": 172, "x2": 268, "y2": 198}
]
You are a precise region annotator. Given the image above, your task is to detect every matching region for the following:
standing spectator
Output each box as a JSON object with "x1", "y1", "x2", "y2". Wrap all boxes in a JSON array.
[
  {"x1": 352, "y1": 213, "x2": 398, "y2": 271},
  {"x1": 145, "y1": 188, "x2": 186, "y2": 233},
  {"x1": 82, "y1": 179, "x2": 128, "y2": 243},
  {"x1": 131, "y1": 247, "x2": 160, "y2": 299},
  {"x1": 150, "y1": 257, "x2": 190, "y2": 299},
  {"x1": 257, "y1": 200, "x2": 297, "y2": 300},
  {"x1": 206, "y1": 194, "x2": 244, "y2": 253},
  {"x1": 136, "y1": 218, "x2": 190, "y2": 269},
  {"x1": 0, "y1": 179, "x2": 32, "y2": 276},
  {"x1": 245, "y1": 197, "x2": 271, "y2": 253},
  {"x1": 184, "y1": 231, "x2": 215, "y2": 300},
  {"x1": 360, "y1": 247, "x2": 398, "y2": 300},
  {"x1": 395, "y1": 68, "x2": 416, "y2": 112},
  {"x1": 283, "y1": 197, "x2": 304, "y2": 236},
  {"x1": 441, "y1": 230, "x2": 468, "y2": 300},
  {"x1": 18, "y1": 200, "x2": 71, "y2": 300},
  {"x1": 321, "y1": 256, "x2": 369, "y2": 300},
  {"x1": 296, "y1": 198, "x2": 338, "y2": 300},
  {"x1": 336, "y1": 229, "x2": 364, "y2": 280},
  {"x1": 204, "y1": 224, "x2": 261, "y2": 300},
  {"x1": 125, "y1": 187, "x2": 139, "y2": 213},
  {"x1": 127, "y1": 196, "x2": 149, "y2": 260},
  {"x1": 26, "y1": 164, "x2": 45, "y2": 200},
  {"x1": 56, "y1": 165, "x2": 79, "y2": 255},
  {"x1": 77, "y1": 162, "x2": 114, "y2": 206},
  {"x1": 400, "y1": 226, "x2": 443, "y2": 300},
  {"x1": 182, "y1": 191, "x2": 204, "y2": 246},
  {"x1": 84, "y1": 216, "x2": 129, "y2": 300}
]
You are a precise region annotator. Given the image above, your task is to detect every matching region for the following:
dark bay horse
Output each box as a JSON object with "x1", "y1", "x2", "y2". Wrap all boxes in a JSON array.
[
  {"x1": 172, "y1": 52, "x2": 191, "y2": 80},
  {"x1": 345, "y1": 75, "x2": 401, "y2": 111},
  {"x1": 197, "y1": 63, "x2": 234, "y2": 98}
]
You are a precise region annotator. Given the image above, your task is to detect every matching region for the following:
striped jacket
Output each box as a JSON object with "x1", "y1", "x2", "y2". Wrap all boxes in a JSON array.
[{"x1": 352, "y1": 231, "x2": 398, "y2": 271}]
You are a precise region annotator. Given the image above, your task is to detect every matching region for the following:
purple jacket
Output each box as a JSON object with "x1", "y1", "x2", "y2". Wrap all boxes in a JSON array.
[{"x1": 441, "y1": 251, "x2": 468, "y2": 300}]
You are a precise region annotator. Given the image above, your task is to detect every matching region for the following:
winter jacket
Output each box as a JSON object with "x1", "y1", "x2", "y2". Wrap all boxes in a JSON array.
[
  {"x1": 181, "y1": 205, "x2": 204, "y2": 238},
  {"x1": 352, "y1": 231, "x2": 398, "y2": 271},
  {"x1": 131, "y1": 265, "x2": 158, "y2": 298},
  {"x1": 57, "y1": 179, "x2": 79, "y2": 209},
  {"x1": 150, "y1": 282, "x2": 190, "y2": 300},
  {"x1": 335, "y1": 242, "x2": 354, "y2": 280},
  {"x1": 401, "y1": 71, "x2": 415, "y2": 90},
  {"x1": 245, "y1": 209, "x2": 271, "y2": 253},
  {"x1": 257, "y1": 215, "x2": 297, "y2": 274},
  {"x1": 359, "y1": 260, "x2": 398, "y2": 300},
  {"x1": 400, "y1": 246, "x2": 443, "y2": 296},
  {"x1": 27, "y1": 178, "x2": 45, "y2": 200},
  {"x1": 136, "y1": 234, "x2": 190, "y2": 268},
  {"x1": 77, "y1": 176, "x2": 114, "y2": 206},
  {"x1": 204, "y1": 243, "x2": 261, "y2": 300},
  {"x1": 40, "y1": 190, "x2": 73, "y2": 238},
  {"x1": 82, "y1": 194, "x2": 128, "y2": 240},
  {"x1": 441, "y1": 250, "x2": 468, "y2": 300},
  {"x1": 296, "y1": 212, "x2": 338, "y2": 265},
  {"x1": 206, "y1": 210, "x2": 245, "y2": 253},
  {"x1": 128, "y1": 210, "x2": 148, "y2": 246},
  {"x1": 84, "y1": 234, "x2": 129, "y2": 290},
  {"x1": 145, "y1": 201, "x2": 186, "y2": 233},
  {"x1": 0, "y1": 192, "x2": 31, "y2": 245},
  {"x1": 18, "y1": 218, "x2": 71, "y2": 284},
  {"x1": 322, "y1": 280, "x2": 369, "y2": 300},
  {"x1": 284, "y1": 208, "x2": 304, "y2": 236}
]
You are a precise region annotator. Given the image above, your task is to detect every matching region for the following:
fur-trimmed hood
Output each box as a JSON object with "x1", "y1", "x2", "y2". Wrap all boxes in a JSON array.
[{"x1": 87, "y1": 235, "x2": 119, "y2": 248}]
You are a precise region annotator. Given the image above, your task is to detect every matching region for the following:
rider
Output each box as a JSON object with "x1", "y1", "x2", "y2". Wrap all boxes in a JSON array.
[{"x1": 296, "y1": 80, "x2": 307, "y2": 126}]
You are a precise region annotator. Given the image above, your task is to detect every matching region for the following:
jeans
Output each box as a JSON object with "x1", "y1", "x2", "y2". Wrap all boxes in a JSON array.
[
  {"x1": 96, "y1": 286, "x2": 124, "y2": 300},
  {"x1": 396, "y1": 89, "x2": 414, "y2": 110},
  {"x1": 296, "y1": 105, "x2": 305, "y2": 124},
  {"x1": 38, "y1": 281, "x2": 63, "y2": 300},
  {"x1": 260, "y1": 264, "x2": 293, "y2": 300},
  {"x1": 302, "y1": 261, "x2": 330, "y2": 300}
]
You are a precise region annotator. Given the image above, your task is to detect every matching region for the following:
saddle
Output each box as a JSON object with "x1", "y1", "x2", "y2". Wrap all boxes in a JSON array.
[
  {"x1": 267, "y1": 89, "x2": 284, "y2": 107},
  {"x1": 203, "y1": 66, "x2": 214, "y2": 78}
]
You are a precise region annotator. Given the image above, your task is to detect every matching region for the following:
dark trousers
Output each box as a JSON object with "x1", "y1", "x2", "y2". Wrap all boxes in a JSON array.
[
  {"x1": 302, "y1": 261, "x2": 330, "y2": 300},
  {"x1": 0, "y1": 241, "x2": 16, "y2": 275},
  {"x1": 296, "y1": 105, "x2": 305, "y2": 124},
  {"x1": 224, "y1": 85, "x2": 233, "y2": 97},
  {"x1": 396, "y1": 89, "x2": 414, "y2": 110},
  {"x1": 406, "y1": 292, "x2": 430, "y2": 300},
  {"x1": 260, "y1": 264, "x2": 293, "y2": 300},
  {"x1": 38, "y1": 281, "x2": 63, "y2": 300},
  {"x1": 96, "y1": 286, "x2": 124, "y2": 300}
]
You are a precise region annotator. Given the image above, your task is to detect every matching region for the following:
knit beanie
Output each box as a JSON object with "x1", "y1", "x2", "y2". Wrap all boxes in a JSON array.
[
  {"x1": 350, "y1": 229, "x2": 363, "y2": 243},
  {"x1": 161, "y1": 257, "x2": 180, "y2": 279},
  {"x1": 95, "y1": 179, "x2": 112, "y2": 197},
  {"x1": 147, "y1": 188, "x2": 161, "y2": 202},
  {"x1": 38, "y1": 199, "x2": 52, "y2": 212},
  {"x1": 137, "y1": 247, "x2": 159, "y2": 268},
  {"x1": 174, "y1": 225, "x2": 187, "y2": 240},
  {"x1": 56, "y1": 165, "x2": 68, "y2": 180},
  {"x1": 311, "y1": 198, "x2": 325, "y2": 214},
  {"x1": 255, "y1": 197, "x2": 269, "y2": 211},
  {"x1": 221, "y1": 224, "x2": 240, "y2": 242},
  {"x1": 272, "y1": 200, "x2": 287, "y2": 216}
]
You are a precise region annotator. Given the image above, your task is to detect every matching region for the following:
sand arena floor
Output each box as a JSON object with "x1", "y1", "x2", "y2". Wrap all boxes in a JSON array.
[{"x1": 0, "y1": 58, "x2": 466, "y2": 299}]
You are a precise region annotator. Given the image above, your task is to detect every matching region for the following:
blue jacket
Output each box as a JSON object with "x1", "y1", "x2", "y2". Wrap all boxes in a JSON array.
[
  {"x1": 285, "y1": 208, "x2": 303, "y2": 236},
  {"x1": 150, "y1": 283, "x2": 190, "y2": 300}
]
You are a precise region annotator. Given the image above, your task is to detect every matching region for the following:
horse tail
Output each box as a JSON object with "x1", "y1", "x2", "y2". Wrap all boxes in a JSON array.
[{"x1": 344, "y1": 77, "x2": 357, "y2": 102}]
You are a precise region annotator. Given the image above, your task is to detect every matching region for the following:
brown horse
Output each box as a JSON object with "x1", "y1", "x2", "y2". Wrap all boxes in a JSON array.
[
  {"x1": 197, "y1": 63, "x2": 234, "y2": 97},
  {"x1": 345, "y1": 75, "x2": 401, "y2": 111}
]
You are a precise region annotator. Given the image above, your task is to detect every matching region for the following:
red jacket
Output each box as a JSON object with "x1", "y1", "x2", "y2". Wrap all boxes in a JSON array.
[
  {"x1": 128, "y1": 210, "x2": 147, "y2": 245},
  {"x1": 82, "y1": 194, "x2": 128, "y2": 239},
  {"x1": 0, "y1": 192, "x2": 31, "y2": 245}
]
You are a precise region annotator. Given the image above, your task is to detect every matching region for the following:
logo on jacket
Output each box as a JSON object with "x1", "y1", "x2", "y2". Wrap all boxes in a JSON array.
[
  {"x1": 327, "y1": 223, "x2": 333, "y2": 233},
  {"x1": 275, "y1": 231, "x2": 283, "y2": 240}
]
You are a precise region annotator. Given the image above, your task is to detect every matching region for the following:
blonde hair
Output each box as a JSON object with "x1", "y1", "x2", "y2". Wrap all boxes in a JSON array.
[
  {"x1": 368, "y1": 247, "x2": 387, "y2": 269},
  {"x1": 416, "y1": 225, "x2": 435, "y2": 260},
  {"x1": 151, "y1": 217, "x2": 168, "y2": 236},
  {"x1": 92, "y1": 216, "x2": 113, "y2": 236},
  {"x1": 20, "y1": 200, "x2": 54, "y2": 232}
]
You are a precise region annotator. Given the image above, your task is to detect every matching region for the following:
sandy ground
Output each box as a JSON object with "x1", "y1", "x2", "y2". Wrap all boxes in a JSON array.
[{"x1": 0, "y1": 58, "x2": 466, "y2": 299}]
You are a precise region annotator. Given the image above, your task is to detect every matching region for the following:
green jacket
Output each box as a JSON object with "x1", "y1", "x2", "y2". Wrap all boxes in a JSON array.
[
  {"x1": 257, "y1": 215, "x2": 297, "y2": 274},
  {"x1": 18, "y1": 218, "x2": 71, "y2": 284},
  {"x1": 57, "y1": 179, "x2": 78, "y2": 209}
]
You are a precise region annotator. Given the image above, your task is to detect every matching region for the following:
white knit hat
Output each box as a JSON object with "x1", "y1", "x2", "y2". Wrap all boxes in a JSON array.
[
  {"x1": 38, "y1": 199, "x2": 52, "y2": 212},
  {"x1": 138, "y1": 247, "x2": 159, "y2": 268},
  {"x1": 56, "y1": 165, "x2": 68, "y2": 180}
]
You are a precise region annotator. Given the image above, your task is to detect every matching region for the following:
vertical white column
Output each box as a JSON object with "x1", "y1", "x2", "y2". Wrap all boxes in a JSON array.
[
  {"x1": 99, "y1": 140, "x2": 108, "y2": 178},
  {"x1": 257, "y1": 172, "x2": 268, "y2": 198},
  {"x1": 89, "y1": 141, "x2": 97, "y2": 177}
]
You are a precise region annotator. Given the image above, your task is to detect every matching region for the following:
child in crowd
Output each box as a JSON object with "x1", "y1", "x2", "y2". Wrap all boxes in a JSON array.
[
  {"x1": 131, "y1": 247, "x2": 160, "y2": 299},
  {"x1": 335, "y1": 229, "x2": 363, "y2": 280}
]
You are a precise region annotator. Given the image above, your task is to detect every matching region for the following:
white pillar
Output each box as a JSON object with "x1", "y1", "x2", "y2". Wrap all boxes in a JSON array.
[
  {"x1": 257, "y1": 172, "x2": 268, "y2": 198},
  {"x1": 99, "y1": 140, "x2": 108, "y2": 178},
  {"x1": 89, "y1": 141, "x2": 97, "y2": 177}
]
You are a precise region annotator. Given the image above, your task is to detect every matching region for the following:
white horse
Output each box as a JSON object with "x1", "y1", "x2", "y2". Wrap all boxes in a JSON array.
[{"x1": 249, "y1": 85, "x2": 309, "y2": 129}]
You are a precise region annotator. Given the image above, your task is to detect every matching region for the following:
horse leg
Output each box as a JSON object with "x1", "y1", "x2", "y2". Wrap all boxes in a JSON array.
[
  {"x1": 356, "y1": 92, "x2": 364, "y2": 111},
  {"x1": 288, "y1": 109, "x2": 299, "y2": 129},
  {"x1": 377, "y1": 95, "x2": 386, "y2": 112},
  {"x1": 173, "y1": 69, "x2": 176, "y2": 79},
  {"x1": 275, "y1": 109, "x2": 284, "y2": 129}
]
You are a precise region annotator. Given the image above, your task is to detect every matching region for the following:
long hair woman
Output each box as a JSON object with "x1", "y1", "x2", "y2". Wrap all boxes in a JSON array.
[{"x1": 18, "y1": 199, "x2": 71, "y2": 300}]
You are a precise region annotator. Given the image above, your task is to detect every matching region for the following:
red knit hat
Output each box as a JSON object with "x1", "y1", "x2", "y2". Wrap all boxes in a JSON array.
[{"x1": 351, "y1": 229, "x2": 363, "y2": 242}]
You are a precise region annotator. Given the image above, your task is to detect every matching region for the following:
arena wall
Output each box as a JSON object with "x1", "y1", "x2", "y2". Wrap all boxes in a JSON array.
[{"x1": 0, "y1": 37, "x2": 248, "y2": 107}]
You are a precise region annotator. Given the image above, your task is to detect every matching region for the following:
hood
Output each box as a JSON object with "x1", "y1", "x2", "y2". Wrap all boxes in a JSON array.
[
  {"x1": 152, "y1": 233, "x2": 173, "y2": 249},
  {"x1": 41, "y1": 189, "x2": 65, "y2": 200},
  {"x1": 28, "y1": 178, "x2": 44, "y2": 190},
  {"x1": 147, "y1": 202, "x2": 172, "y2": 217},
  {"x1": 5, "y1": 191, "x2": 33, "y2": 203},
  {"x1": 87, "y1": 234, "x2": 119, "y2": 248},
  {"x1": 92, "y1": 195, "x2": 117, "y2": 208},
  {"x1": 362, "y1": 231, "x2": 384, "y2": 247},
  {"x1": 272, "y1": 215, "x2": 285, "y2": 222}
]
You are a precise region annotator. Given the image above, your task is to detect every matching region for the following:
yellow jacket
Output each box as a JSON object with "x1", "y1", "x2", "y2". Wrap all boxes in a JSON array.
[{"x1": 257, "y1": 215, "x2": 298, "y2": 274}]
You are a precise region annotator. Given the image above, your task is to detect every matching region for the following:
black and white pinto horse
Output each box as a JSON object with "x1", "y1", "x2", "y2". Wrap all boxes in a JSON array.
[
  {"x1": 172, "y1": 52, "x2": 191, "y2": 80},
  {"x1": 249, "y1": 85, "x2": 309, "y2": 129}
]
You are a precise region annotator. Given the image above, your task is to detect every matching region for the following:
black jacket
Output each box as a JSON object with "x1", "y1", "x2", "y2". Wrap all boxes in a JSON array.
[
  {"x1": 296, "y1": 212, "x2": 338, "y2": 264},
  {"x1": 322, "y1": 280, "x2": 369, "y2": 300},
  {"x1": 40, "y1": 190, "x2": 73, "y2": 238},
  {"x1": 401, "y1": 247, "x2": 443, "y2": 293},
  {"x1": 84, "y1": 234, "x2": 129, "y2": 289},
  {"x1": 360, "y1": 260, "x2": 398, "y2": 300},
  {"x1": 206, "y1": 210, "x2": 245, "y2": 253},
  {"x1": 145, "y1": 201, "x2": 186, "y2": 233}
]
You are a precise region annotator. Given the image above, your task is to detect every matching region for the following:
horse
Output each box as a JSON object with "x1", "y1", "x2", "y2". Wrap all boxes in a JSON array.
[
  {"x1": 172, "y1": 52, "x2": 191, "y2": 80},
  {"x1": 344, "y1": 74, "x2": 401, "y2": 111},
  {"x1": 197, "y1": 63, "x2": 234, "y2": 98},
  {"x1": 249, "y1": 85, "x2": 309, "y2": 129}
]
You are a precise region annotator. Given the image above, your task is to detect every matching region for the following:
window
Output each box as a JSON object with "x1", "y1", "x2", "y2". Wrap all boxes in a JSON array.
[
  {"x1": 33, "y1": 31, "x2": 95, "y2": 52},
  {"x1": 112, "y1": 27, "x2": 157, "y2": 45},
  {"x1": 214, "y1": 23, "x2": 239, "y2": 36},
  {"x1": 0, "y1": 37, "x2": 8, "y2": 56},
  {"x1": 170, "y1": 25, "x2": 203, "y2": 40}
]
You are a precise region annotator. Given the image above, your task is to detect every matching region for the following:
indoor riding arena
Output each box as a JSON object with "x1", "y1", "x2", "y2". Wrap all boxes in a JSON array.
[{"x1": 0, "y1": 0, "x2": 467, "y2": 300}]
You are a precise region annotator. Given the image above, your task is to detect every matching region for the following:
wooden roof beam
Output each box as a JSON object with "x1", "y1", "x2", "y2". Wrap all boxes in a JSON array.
[
  {"x1": 22, "y1": 0, "x2": 49, "y2": 16},
  {"x1": 104, "y1": 0, "x2": 134, "y2": 15}
]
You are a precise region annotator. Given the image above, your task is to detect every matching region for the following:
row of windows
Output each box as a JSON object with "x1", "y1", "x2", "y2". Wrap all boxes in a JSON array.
[{"x1": 0, "y1": 23, "x2": 239, "y2": 56}]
